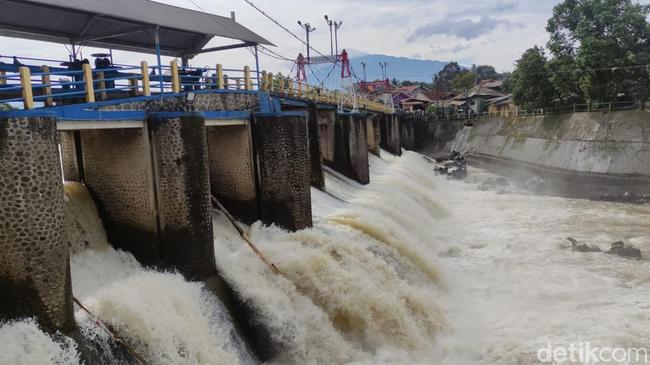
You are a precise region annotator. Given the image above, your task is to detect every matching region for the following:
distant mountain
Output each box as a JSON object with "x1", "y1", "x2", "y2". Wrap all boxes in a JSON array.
[{"x1": 309, "y1": 53, "x2": 452, "y2": 89}]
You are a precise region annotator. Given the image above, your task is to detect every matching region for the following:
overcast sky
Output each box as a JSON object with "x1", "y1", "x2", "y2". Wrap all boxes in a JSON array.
[{"x1": 2, "y1": 0, "x2": 649, "y2": 79}]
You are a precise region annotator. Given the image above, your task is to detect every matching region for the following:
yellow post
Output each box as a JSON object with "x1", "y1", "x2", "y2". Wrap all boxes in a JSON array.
[
  {"x1": 19, "y1": 66, "x2": 34, "y2": 109},
  {"x1": 170, "y1": 61, "x2": 180, "y2": 93},
  {"x1": 223, "y1": 75, "x2": 229, "y2": 90},
  {"x1": 141, "y1": 61, "x2": 151, "y2": 96},
  {"x1": 304, "y1": 84, "x2": 310, "y2": 100},
  {"x1": 97, "y1": 71, "x2": 107, "y2": 101},
  {"x1": 267, "y1": 73, "x2": 274, "y2": 93},
  {"x1": 261, "y1": 71, "x2": 267, "y2": 91},
  {"x1": 41, "y1": 65, "x2": 53, "y2": 107},
  {"x1": 244, "y1": 66, "x2": 251, "y2": 90},
  {"x1": 217, "y1": 64, "x2": 224, "y2": 89},
  {"x1": 288, "y1": 78, "x2": 294, "y2": 96},
  {"x1": 82, "y1": 63, "x2": 95, "y2": 103},
  {"x1": 236, "y1": 78, "x2": 241, "y2": 90},
  {"x1": 0, "y1": 70, "x2": 5, "y2": 85}
]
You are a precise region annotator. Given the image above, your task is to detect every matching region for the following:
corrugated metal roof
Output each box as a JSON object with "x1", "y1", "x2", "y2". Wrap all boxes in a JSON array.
[{"x1": 0, "y1": 0, "x2": 272, "y2": 57}]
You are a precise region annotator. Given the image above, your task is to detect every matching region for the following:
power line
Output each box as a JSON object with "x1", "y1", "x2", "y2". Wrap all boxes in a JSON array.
[{"x1": 241, "y1": 0, "x2": 337, "y2": 65}]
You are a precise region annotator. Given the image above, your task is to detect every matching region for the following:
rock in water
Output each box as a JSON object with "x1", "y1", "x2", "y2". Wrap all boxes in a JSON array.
[
  {"x1": 566, "y1": 237, "x2": 602, "y2": 253},
  {"x1": 607, "y1": 241, "x2": 642, "y2": 259}
]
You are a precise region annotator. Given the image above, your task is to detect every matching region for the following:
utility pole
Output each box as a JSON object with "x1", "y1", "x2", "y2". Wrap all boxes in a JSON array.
[
  {"x1": 333, "y1": 20, "x2": 343, "y2": 55},
  {"x1": 324, "y1": 15, "x2": 334, "y2": 56},
  {"x1": 379, "y1": 62, "x2": 388, "y2": 80},
  {"x1": 361, "y1": 62, "x2": 367, "y2": 81},
  {"x1": 297, "y1": 21, "x2": 316, "y2": 62}
]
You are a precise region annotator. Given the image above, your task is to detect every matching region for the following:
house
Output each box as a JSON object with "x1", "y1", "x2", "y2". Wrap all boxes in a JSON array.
[
  {"x1": 486, "y1": 94, "x2": 518, "y2": 115},
  {"x1": 395, "y1": 85, "x2": 433, "y2": 103},
  {"x1": 453, "y1": 84, "x2": 505, "y2": 114},
  {"x1": 400, "y1": 98, "x2": 428, "y2": 112}
]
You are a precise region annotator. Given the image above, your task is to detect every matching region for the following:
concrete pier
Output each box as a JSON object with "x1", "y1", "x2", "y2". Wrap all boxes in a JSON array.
[
  {"x1": 380, "y1": 114, "x2": 402, "y2": 156},
  {"x1": 367, "y1": 114, "x2": 381, "y2": 157},
  {"x1": 307, "y1": 103, "x2": 325, "y2": 190},
  {"x1": 400, "y1": 113, "x2": 416, "y2": 151},
  {"x1": 318, "y1": 109, "x2": 336, "y2": 166},
  {"x1": 252, "y1": 113, "x2": 313, "y2": 231},
  {"x1": 206, "y1": 123, "x2": 259, "y2": 224},
  {"x1": 0, "y1": 116, "x2": 75, "y2": 334},
  {"x1": 326, "y1": 113, "x2": 370, "y2": 185},
  {"x1": 148, "y1": 113, "x2": 216, "y2": 280}
]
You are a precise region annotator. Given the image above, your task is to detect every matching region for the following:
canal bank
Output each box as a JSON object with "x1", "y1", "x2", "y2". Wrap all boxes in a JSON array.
[{"x1": 442, "y1": 110, "x2": 650, "y2": 201}]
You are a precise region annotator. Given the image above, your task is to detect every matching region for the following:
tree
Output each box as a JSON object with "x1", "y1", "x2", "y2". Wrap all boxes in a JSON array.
[
  {"x1": 471, "y1": 64, "x2": 500, "y2": 81},
  {"x1": 434, "y1": 62, "x2": 463, "y2": 92},
  {"x1": 452, "y1": 72, "x2": 477, "y2": 118},
  {"x1": 546, "y1": 0, "x2": 650, "y2": 104},
  {"x1": 511, "y1": 46, "x2": 556, "y2": 110},
  {"x1": 500, "y1": 72, "x2": 513, "y2": 93}
]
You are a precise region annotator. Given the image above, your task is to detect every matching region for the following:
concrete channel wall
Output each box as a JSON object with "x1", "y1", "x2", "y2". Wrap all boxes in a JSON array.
[{"x1": 449, "y1": 110, "x2": 650, "y2": 199}]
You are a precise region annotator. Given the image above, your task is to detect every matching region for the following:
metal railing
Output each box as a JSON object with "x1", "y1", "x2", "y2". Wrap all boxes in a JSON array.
[
  {"x1": 0, "y1": 55, "x2": 392, "y2": 114},
  {"x1": 427, "y1": 101, "x2": 643, "y2": 122}
]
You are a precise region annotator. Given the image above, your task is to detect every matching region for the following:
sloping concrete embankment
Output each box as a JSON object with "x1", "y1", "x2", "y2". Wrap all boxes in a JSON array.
[{"x1": 448, "y1": 110, "x2": 650, "y2": 201}]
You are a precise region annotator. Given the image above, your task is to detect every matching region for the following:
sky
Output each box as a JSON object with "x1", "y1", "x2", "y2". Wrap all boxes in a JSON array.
[{"x1": 1, "y1": 0, "x2": 649, "y2": 80}]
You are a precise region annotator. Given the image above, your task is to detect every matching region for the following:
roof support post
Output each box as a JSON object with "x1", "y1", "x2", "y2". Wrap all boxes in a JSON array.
[
  {"x1": 254, "y1": 44, "x2": 261, "y2": 91},
  {"x1": 19, "y1": 66, "x2": 33, "y2": 110},
  {"x1": 154, "y1": 26, "x2": 164, "y2": 98}
]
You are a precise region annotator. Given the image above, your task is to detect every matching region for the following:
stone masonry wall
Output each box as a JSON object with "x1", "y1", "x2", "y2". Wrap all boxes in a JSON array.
[
  {"x1": 79, "y1": 128, "x2": 160, "y2": 265},
  {"x1": 326, "y1": 113, "x2": 370, "y2": 185},
  {"x1": 206, "y1": 124, "x2": 259, "y2": 224},
  {"x1": 149, "y1": 115, "x2": 216, "y2": 280},
  {"x1": 307, "y1": 103, "x2": 325, "y2": 190},
  {"x1": 0, "y1": 117, "x2": 75, "y2": 334},
  {"x1": 252, "y1": 114, "x2": 313, "y2": 231}
]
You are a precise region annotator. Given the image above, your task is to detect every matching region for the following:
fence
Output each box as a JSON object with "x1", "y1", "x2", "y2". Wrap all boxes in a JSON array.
[
  {"x1": 428, "y1": 100, "x2": 643, "y2": 122},
  {"x1": 0, "y1": 55, "x2": 392, "y2": 114}
]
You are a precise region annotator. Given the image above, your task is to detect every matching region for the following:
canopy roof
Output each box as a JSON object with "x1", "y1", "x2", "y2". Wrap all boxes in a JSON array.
[{"x1": 0, "y1": 0, "x2": 273, "y2": 58}]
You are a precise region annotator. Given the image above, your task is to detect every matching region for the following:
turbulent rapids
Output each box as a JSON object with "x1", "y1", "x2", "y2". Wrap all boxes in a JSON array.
[{"x1": 2, "y1": 150, "x2": 650, "y2": 364}]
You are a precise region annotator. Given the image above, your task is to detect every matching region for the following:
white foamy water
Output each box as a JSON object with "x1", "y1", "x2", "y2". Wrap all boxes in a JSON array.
[{"x1": 2, "y1": 151, "x2": 650, "y2": 364}]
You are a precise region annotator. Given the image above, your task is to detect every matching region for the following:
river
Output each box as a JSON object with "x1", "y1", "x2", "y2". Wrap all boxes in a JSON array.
[{"x1": 1, "y1": 150, "x2": 649, "y2": 364}]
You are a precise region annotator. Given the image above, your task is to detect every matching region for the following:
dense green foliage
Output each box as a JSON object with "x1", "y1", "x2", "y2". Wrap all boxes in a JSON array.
[
  {"x1": 511, "y1": 47, "x2": 557, "y2": 110},
  {"x1": 546, "y1": 0, "x2": 650, "y2": 103}
]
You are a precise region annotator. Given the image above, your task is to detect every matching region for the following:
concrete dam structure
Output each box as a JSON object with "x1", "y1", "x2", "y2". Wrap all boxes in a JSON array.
[
  {"x1": 445, "y1": 110, "x2": 650, "y2": 201},
  {"x1": 0, "y1": 85, "x2": 407, "y2": 347}
]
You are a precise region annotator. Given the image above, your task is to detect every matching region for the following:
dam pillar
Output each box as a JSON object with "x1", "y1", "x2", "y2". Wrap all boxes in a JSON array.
[
  {"x1": 380, "y1": 113, "x2": 402, "y2": 155},
  {"x1": 307, "y1": 103, "x2": 325, "y2": 190},
  {"x1": 367, "y1": 114, "x2": 381, "y2": 157},
  {"x1": 148, "y1": 113, "x2": 216, "y2": 280},
  {"x1": 325, "y1": 113, "x2": 370, "y2": 185},
  {"x1": 80, "y1": 125, "x2": 161, "y2": 265},
  {"x1": 80, "y1": 113, "x2": 216, "y2": 279},
  {"x1": 400, "y1": 113, "x2": 416, "y2": 151},
  {"x1": 252, "y1": 112, "x2": 313, "y2": 231},
  {"x1": 206, "y1": 122, "x2": 259, "y2": 224},
  {"x1": 0, "y1": 116, "x2": 75, "y2": 334},
  {"x1": 318, "y1": 109, "x2": 336, "y2": 166}
]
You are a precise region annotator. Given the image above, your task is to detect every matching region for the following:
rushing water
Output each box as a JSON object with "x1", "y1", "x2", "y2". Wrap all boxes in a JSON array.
[{"x1": 1, "y1": 150, "x2": 649, "y2": 364}]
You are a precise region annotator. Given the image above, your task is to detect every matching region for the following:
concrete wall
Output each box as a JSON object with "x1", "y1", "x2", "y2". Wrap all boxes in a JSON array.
[
  {"x1": 380, "y1": 114, "x2": 402, "y2": 156},
  {"x1": 149, "y1": 114, "x2": 216, "y2": 280},
  {"x1": 206, "y1": 124, "x2": 258, "y2": 224},
  {"x1": 0, "y1": 117, "x2": 75, "y2": 334},
  {"x1": 318, "y1": 109, "x2": 336, "y2": 164},
  {"x1": 367, "y1": 115, "x2": 381, "y2": 157},
  {"x1": 451, "y1": 110, "x2": 650, "y2": 199},
  {"x1": 252, "y1": 113, "x2": 313, "y2": 231},
  {"x1": 400, "y1": 113, "x2": 416, "y2": 151},
  {"x1": 307, "y1": 103, "x2": 325, "y2": 190},
  {"x1": 325, "y1": 113, "x2": 370, "y2": 185}
]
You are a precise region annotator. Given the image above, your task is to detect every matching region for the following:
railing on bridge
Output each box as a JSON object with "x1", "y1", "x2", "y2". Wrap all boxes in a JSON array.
[{"x1": 0, "y1": 55, "x2": 392, "y2": 114}]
